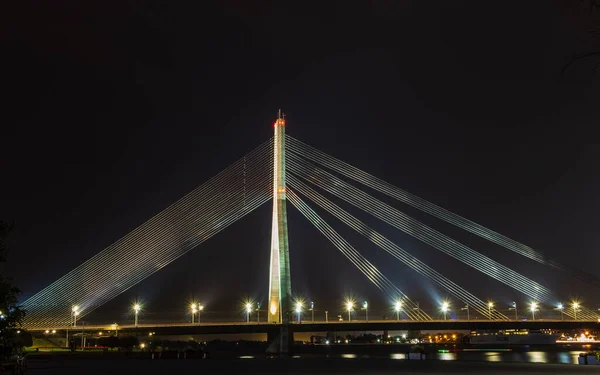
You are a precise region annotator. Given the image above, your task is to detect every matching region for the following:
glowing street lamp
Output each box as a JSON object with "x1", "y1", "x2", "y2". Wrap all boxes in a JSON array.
[
  {"x1": 363, "y1": 301, "x2": 368, "y2": 322},
  {"x1": 346, "y1": 300, "x2": 354, "y2": 322},
  {"x1": 190, "y1": 303, "x2": 197, "y2": 324},
  {"x1": 441, "y1": 301, "x2": 450, "y2": 321},
  {"x1": 461, "y1": 304, "x2": 470, "y2": 321},
  {"x1": 198, "y1": 304, "x2": 204, "y2": 324},
  {"x1": 72, "y1": 306, "x2": 79, "y2": 327},
  {"x1": 509, "y1": 302, "x2": 518, "y2": 321},
  {"x1": 557, "y1": 303, "x2": 564, "y2": 321},
  {"x1": 530, "y1": 302, "x2": 538, "y2": 320},
  {"x1": 487, "y1": 302, "x2": 494, "y2": 320},
  {"x1": 246, "y1": 303, "x2": 252, "y2": 323},
  {"x1": 133, "y1": 304, "x2": 141, "y2": 326},
  {"x1": 295, "y1": 301, "x2": 303, "y2": 323},
  {"x1": 310, "y1": 301, "x2": 314, "y2": 323},
  {"x1": 572, "y1": 302, "x2": 580, "y2": 320},
  {"x1": 394, "y1": 301, "x2": 402, "y2": 321}
]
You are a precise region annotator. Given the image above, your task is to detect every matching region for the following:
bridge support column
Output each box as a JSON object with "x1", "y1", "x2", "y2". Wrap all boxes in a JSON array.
[{"x1": 266, "y1": 325, "x2": 293, "y2": 355}]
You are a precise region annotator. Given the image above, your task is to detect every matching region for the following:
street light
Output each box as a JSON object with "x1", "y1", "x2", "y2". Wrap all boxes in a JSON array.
[
  {"x1": 509, "y1": 302, "x2": 518, "y2": 320},
  {"x1": 246, "y1": 303, "x2": 252, "y2": 323},
  {"x1": 74, "y1": 310, "x2": 80, "y2": 326},
  {"x1": 461, "y1": 304, "x2": 470, "y2": 321},
  {"x1": 133, "y1": 304, "x2": 141, "y2": 326},
  {"x1": 572, "y1": 302, "x2": 580, "y2": 320},
  {"x1": 295, "y1": 301, "x2": 303, "y2": 323},
  {"x1": 394, "y1": 301, "x2": 402, "y2": 321},
  {"x1": 256, "y1": 303, "x2": 260, "y2": 323},
  {"x1": 557, "y1": 303, "x2": 564, "y2": 321},
  {"x1": 363, "y1": 301, "x2": 368, "y2": 322},
  {"x1": 488, "y1": 302, "x2": 494, "y2": 320},
  {"x1": 441, "y1": 301, "x2": 450, "y2": 321},
  {"x1": 190, "y1": 303, "x2": 197, "y2": 324},
  {"x1": 346, "y1": 300, "x2": 354, "y2": 322},
  {"x1": 198, "y1": 304, "x2": 204, "y2": 324},
  {"x1": 72, "y1": 306, "x2": 79, "y2": 327},
  {"x1": 530, "y1": 302, "x2": 538, "y2": 320},
  {"x1": 310, "y1": 302, "x2": 314, "y2": 323}
]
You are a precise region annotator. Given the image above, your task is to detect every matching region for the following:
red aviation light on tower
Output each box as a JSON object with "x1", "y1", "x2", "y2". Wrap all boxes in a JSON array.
[{"x1": 274, "y1": 109, "x2": 286, "y2": 127}]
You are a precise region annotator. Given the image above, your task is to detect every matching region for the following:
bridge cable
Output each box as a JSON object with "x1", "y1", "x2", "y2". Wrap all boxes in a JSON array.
[
  {"x1": 286, "y1": 135, "x2": 600, "y2": 291},
  {"x1": 23, "y1": 140, "x2": 274, "y2": 328},
  {"x1": 287, "y1": 189, "x2": 431, "y2": 321},
  {"x1": 287, "y1": 153, "x2": 566, "y2": 309},
  {"x1": 288, "y1": 175, "x2": 507, "y2": 320},
  {"x1": 287, "y1": 151, "x2": 599, "y2": 320}
]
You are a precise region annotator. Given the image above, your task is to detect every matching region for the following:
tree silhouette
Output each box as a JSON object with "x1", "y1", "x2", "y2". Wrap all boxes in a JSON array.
[{"x1": 0, "y1": 220, "x2": 27, "y2": 360}]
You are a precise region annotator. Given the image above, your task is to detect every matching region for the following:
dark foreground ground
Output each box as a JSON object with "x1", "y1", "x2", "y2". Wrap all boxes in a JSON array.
[{"x1": 26, "y1": 358, "x2": 600, "y2": 375}]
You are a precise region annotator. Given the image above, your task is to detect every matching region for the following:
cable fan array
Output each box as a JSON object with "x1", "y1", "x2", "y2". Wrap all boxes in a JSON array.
[
  {"x1": 286, "y1": 135, "x2": 599, "y2": 321},
  {"x1": 22, "y1": 139, "x2": 274, "y2": 328},
  {"x1": 22, "y1": 132, "x2": 600, "y2": 328},
  {"x1": 286, "y1": 136, "x2": 600, "y2": 289},
  {"x1": 287, "y1": 189, "x2": 430, "y2": 321}
]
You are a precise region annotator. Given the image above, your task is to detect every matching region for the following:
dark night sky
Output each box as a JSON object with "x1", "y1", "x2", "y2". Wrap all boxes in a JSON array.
[{"x1": 2, "y1": 1, "x2": 599, "y2": 320}]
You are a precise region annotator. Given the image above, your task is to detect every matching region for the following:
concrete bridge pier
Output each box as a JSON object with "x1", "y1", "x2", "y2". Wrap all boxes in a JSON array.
[{"x1": 266, "y1": 324, "x2": 293, "y2": 355}]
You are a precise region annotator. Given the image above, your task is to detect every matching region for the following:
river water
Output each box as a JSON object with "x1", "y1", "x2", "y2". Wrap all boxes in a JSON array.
[{"x1": 231, "y1": 345, "x2": 600, "y2": 365}]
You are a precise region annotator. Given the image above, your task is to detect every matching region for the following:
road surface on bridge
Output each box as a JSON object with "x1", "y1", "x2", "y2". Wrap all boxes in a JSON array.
[{"x1": 29, "y1": 319, "x2": 600, "y2": 335}]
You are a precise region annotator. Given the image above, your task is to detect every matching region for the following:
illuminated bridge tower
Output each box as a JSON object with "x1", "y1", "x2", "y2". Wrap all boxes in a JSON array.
[{"x1": 268, "y1": 109, "x2": 292, "y2": 325}]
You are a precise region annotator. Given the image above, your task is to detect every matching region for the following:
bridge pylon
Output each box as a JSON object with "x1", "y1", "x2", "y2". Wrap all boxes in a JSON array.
[{"x1": 268, "y1": 109, "x2": 292, "y2": 327}]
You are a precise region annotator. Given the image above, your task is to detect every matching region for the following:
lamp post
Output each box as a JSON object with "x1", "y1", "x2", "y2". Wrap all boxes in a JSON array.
[
  {"x1": 310, "y1": 302, "x2": 314, "y2": 323},
  {"x1": 509, "y1": 302, "x2": 518, "y2": 320},
  {"x1": 557, "y1": 303, "x2": 564, "y2": 321},
  {"x1": 72, "y1": 306, "x2": 79, "y2": 327},
  {"x1": 295, "y1": 301, "x2": 303, "y2": 323},
  {"x1": 530, "y1": 302, "x2": 538, "y2": 320},
  {"x1": 256, "y1": 303, "x2": 260, "y2": 323},
  {"x1": 413, "y1": 302, "x2": 421, "y2": 320},
  {"x1": 394, "y1": 301, "x2": 402, "y2": 321},
  {"x1": 441, "y1": 302, "x2": 449, "y2": 321},
  {"x1": 190, "y1": 303, "x2": 197, "y2": 324},
  {"x1": 325, "y1": 310, "x2": 328, "y2": 322},
  {"x1": 488, "y1": 302, "x2": 494, "y2": 320},
  {"x1": 346, "y1": 301, "x2": 354, "y2": 322},
  {"x1": 246, "y1": 303, "x2": 252, "y2": 323},
  {"x1": 198, "y1": 304, "x2": 204, "y2": 324},
  {"x1": 133, "y1": 304, "x2": 140, "y2": 327},
  {"x1": 572, "y1": 302, "x2": 580, "y2": 320},
  {"x1": 363, "y1": 301, "x2": 368, "y2": 322},
  {"x1": 461, "y1": 304, "x2": 470, "y2": 321}
]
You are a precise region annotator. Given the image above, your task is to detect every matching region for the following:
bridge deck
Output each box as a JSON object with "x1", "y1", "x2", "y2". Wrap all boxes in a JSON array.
[{"x1": 28, "y1": 319, "x2": 600, "y2": 335}]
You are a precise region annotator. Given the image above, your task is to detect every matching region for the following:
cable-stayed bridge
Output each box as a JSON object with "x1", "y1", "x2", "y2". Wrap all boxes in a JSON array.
[{"x1": 22, "y1": 112, "x2": 600, "y2": 345}]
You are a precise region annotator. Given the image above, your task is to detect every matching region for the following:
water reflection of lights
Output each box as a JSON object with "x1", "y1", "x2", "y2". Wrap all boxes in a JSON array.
[
  {"x1": 484, "y1": 352, "x2": 502, "y2": 362},
  {"x1": 557, "y1": 352, "x2": 575, "y2": 365},
  {"x1": 341, "y1": 354, "x2": 357, "y2": 359},
  {"x1": 390, "y1": 353, "x2": 405, "y2": 360},
  {"x1": 438, "y1": 353, "x2": 457, "y2": 361},
  {"x1": 526, "y1": 351, "x2": 548, "y2": 363},
  {"x1": 239, "y1": 356, "x2": 254, "y2": 359}
]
